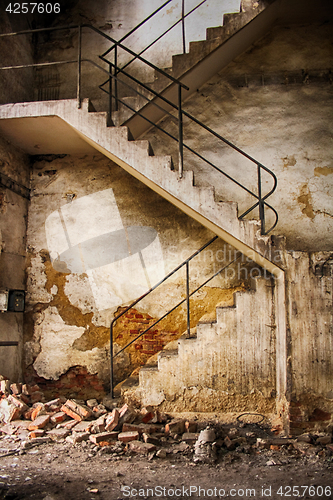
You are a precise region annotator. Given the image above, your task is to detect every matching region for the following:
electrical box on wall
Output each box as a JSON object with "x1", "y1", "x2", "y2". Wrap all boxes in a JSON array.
[{"x1": 0, "y1": 290, "x2": 25, "y2": 312}]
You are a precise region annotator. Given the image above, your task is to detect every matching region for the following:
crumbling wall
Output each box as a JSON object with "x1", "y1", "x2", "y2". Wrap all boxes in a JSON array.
[
  {"x1": 286, "y1": 251, "x2": 333, "y2": 433},
  {"x1": 0, "y1": 136, "x2": 30, "y2": 380},
  {"x1": 25, "y1": 153, "x2": 252, "y2": 397}
]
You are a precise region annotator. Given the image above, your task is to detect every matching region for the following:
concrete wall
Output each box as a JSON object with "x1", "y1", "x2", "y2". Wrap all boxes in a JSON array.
[
  {"x1": 0, "y1": 11, "x2": 35, "y2": 104},
  {"x1": 0, "y1": 136, "x2": 30, "y2": 381},
  {"x1": 24, "y1": 152, "x2": 254, "y2": 397},
  {"x1": 286, "y1": 251, "x2": 333, "y2": 433},
  {"x1": 144, "y1": 23, "x2": 333, "y2": 252}
]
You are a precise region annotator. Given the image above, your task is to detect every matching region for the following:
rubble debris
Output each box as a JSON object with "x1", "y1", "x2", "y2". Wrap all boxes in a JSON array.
[
  {"x1": 118, "y1": 431, "x2": 140, "y2": 443},
  {"x1": 128, "y1": 440, "x2": 156, "y2": 454},
  {"x1": 61, "y1": 400, "x2": 92, "y2": 421},
  {"x1": 1, "y1": 375, "x2": 333, "y2": 465},
  {"x1": 193, "y1": 427, "x2": 217, "y2": 464}
]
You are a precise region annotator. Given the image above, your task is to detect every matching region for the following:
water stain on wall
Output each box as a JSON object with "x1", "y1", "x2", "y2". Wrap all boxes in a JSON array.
[
  {"x1": 314, "y1": 166, "x2": 333, "y2": 177},
  {"x1": 297, "y1": 184, "x2": 315, "y2": 220},
  {"x1": 282, "y1": 155, "x2": 297, "y2": 168}
]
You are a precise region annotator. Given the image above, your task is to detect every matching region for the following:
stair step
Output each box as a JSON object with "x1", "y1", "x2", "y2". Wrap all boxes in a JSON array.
[
  {"x1": 206, "y1": 26, "x2": 225, "y2": 40},
  {"x1": 113, "y1": 375, "x2": 139, "y2": 397}
]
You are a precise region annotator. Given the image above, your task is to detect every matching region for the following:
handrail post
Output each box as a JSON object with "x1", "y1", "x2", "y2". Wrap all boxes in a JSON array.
[
  {"x1": 110, "y1": 322, "x2": 114, "y2": 398},
  {"x1": 108, "y1": 62, "x2": 112, "y2": 125},
  {"x1": 77, "y1": 25, "x2": 82, "y2": 108},
  {"x1": 178, "y1": 84, "x2": 184, "y2": 179},
  {"x1": 258, "y1": 164, "x2": 265, "y2": 235},
  {"x1": 182, "y1": 0, "x2": 186, "y2": 54},
  {"x1": 114, "y1": 45, "x2": 118, "y2": 111},
  {"x1": 186, "y1": 261, "x2": 190, "y2": 338}
]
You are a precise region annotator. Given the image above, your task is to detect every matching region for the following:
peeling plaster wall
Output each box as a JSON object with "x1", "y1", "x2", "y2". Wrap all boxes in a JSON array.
[
  {"x1": 25, "y1": 153, "x2": 252, "y2": 394},
  {"x1": 144, "y1": 23, "x2": 333, "y2": 251},
  {"x1": 0, "y1": 136, "x2": 30, "y2": 380}
]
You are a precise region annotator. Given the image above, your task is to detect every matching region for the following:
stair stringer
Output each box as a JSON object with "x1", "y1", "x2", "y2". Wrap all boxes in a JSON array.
[
  {"x1": 138, "y1": 276, "x2": 277, "y2": 411},
  {"x1": 0, "y1": 98, "x2": 283, "y2": 276}
]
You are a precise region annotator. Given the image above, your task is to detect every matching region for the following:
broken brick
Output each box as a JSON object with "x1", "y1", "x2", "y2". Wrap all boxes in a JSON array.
[
  {"x1": 105, "y1": 409, "x2": 119, "y2": 431},
  {"x1": 10, "y1": 383, "x2": 22, "y2": 395},
  {"x1": 89, "y1": 431, "x2": 119, "y2": 444},
  {"x1": 59, "y1": 419, "x2": 78, "y2": 430},
  {"x1": 141, "y1": 410, "x2": 155, "y2": 424},
  {"x1": 86, "y1": 399, "x2": 98, "y2": 409},
  {"x1": 165, "y1": 419, "x2": 186, "y2": 435},
  {"x1": 91, "y1": 415, "x2": 106, "y2": 434},
  {"x1": 60, "y1": 405, "x2": 82, "y2": 421},
  {"x1": 31, "y1": 404, "x2": 46, "y2": 421},
  {"x1": 72, "y1": 420, "x2": 93, "y2": 433},
  {"x1": 122, "y1": 423, "x2": 161, "y2": 435},
  {"x1": 7, "y1": 394, "x2": 28, "y2": 413},
  {"x1": 118, "y1": 431, "x2": 140, "y2": 443},
  {"x1": 47, "y1": 428, "x2": 71, "y2": 441},
  {"x1": 0, "y1": 380, "x2": 11, "y2": 394},
  {"x1": 45, "y1": 397, "x2": 66, "y2": 412},
  {"x1": 50, "y1": 411, "x2": 67, "y2": 424},
  {"x1": 0, "y1": 399, "x2": 21, "y2": 423},
  {"x1": 62, "y1": 399, "x2": 92, "y2": 420},
  {"x1": 66, "y1": 431, "x2": 90, "y2": 444},
  {"x1": 185, "y1": 421, "x2": 198, "y2": 433},
  {"x1": 182, "y1": 432, "x2": 198, "y2": 444},
  {"x1": 28, "y1": 414, "x2": 50, "y2": 430},
  {"x1": 23, "y1": 407, "x2": 35, "y2": 420},
  {"x1": 118, "y1": 404, "x2": 137, "y2": 425},
  {"x1": 142, "y1": 433, "x2": 160, "y2": 445},
  {"x1": 128, "y1": 440, "x2": 156, "y2": 454},
  {"x1": 29, "y1": 429, "x2": 45, "y2": 439}
]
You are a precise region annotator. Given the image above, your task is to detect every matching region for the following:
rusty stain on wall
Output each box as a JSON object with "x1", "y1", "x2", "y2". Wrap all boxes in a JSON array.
[
  {"x1": 282, "y1": 155, "x2": 297, "y2": 168},
  {"x1": 297, "y1": 184, "x2": 315, "y2": 219},
  {"x1": 314, "y1": 166, "x2": 333, "y2": 176}
]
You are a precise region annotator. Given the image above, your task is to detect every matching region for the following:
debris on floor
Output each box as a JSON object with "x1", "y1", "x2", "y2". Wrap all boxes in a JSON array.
[{"x1": 1, "y1": 377, "x2": 333, "y2": 463}]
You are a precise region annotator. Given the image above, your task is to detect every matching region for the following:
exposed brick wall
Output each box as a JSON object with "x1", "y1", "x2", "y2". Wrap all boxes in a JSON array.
[
  {"x1": 114, "y1": 307, "x2": 180, "y2": 366},
  {"x1": 25, "y1": 365, "x2": 106, "y2": 401},
  {"x1": 289, "y1": 401, "x2": 332, "y2": 435}
]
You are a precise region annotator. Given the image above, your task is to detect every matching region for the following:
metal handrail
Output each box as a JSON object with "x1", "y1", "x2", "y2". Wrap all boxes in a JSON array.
[
  {"x1": 96, "y1": 58, "x2": 278, "y2": 234},
  {"x1": 109, "y1": 236, "x2": 246, "y2": 397},
  {"x1": 0, "y1": 23, "x2": 278, "y2": 232}
]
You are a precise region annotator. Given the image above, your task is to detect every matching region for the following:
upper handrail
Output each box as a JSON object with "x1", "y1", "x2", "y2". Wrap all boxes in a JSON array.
[{"x1": 100, "y1": 0, "x2": 209, "y2": 72}]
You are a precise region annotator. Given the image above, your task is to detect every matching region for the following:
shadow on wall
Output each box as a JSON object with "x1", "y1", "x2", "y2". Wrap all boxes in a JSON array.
[{"x1": 45, "y1": 188, "x2": 165, "y2": 311}]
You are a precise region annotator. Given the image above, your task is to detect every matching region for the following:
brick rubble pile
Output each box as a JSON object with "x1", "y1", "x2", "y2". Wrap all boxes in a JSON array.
[{"x1": 1, "y1": 377, "x2": 333, "y2": 462}]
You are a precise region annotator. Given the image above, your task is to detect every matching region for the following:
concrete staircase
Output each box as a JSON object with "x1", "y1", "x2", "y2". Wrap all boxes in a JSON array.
[
  {"x1": 114, "y1": 0, "x2": 279, "y2": 138},
  {"x1": 119, "y1": 276, "x2": 277, "y2": 412},
  {"x1": 0, "y1": 98, "x2": 282, "y2": 276}
]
